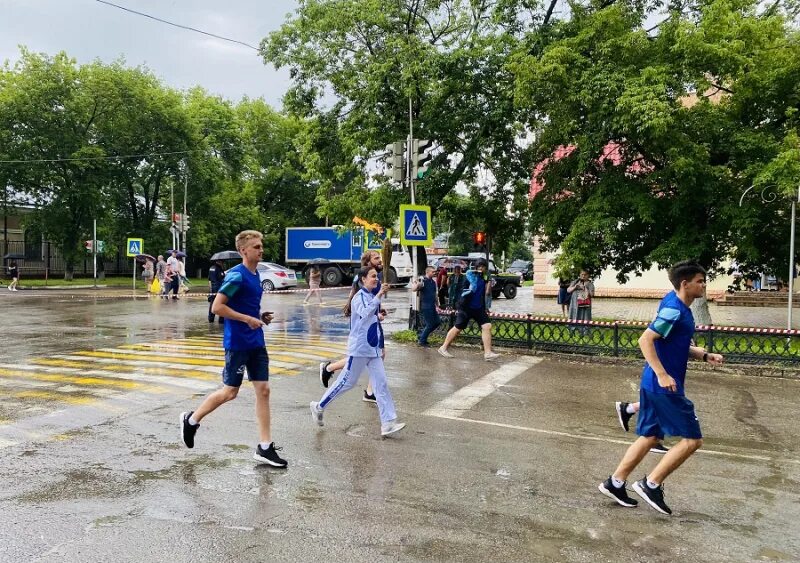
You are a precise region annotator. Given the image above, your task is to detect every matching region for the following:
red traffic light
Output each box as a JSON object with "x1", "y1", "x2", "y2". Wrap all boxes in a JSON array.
[{"x1": 473, "y1": 231, "x2": 486, "y2": 245}]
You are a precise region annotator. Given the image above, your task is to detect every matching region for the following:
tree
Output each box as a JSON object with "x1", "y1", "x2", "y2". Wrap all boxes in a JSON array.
[
  {"x1": 262, "y1": 0, "x2": 534, "y2": 247},
  {"x1": 510, "y1": 0, "x2": 800, "y2": 289},
  {"x1": 0, "y1": 50, "x2": 111, "y2": 278}
]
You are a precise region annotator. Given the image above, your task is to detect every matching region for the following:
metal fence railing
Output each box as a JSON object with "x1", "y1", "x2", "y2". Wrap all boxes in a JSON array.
[
  {"x1": 2, "y1": 240, "x2": 135, "y2": 277},
  {"x1": 412, "y1": 310, "x2": 800, "y2": 366}
]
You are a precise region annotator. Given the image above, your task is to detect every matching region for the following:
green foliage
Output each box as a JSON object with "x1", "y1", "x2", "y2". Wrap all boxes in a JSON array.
[
  {"x1": 263, "y1": 0, "x2": 532, "y2": 249},
  {"x1": 510, "y1": 0, "x2": 800, "y2": 281},
  {"x1": 0, "y1": 48, "x2": 323, "y2": 271}
]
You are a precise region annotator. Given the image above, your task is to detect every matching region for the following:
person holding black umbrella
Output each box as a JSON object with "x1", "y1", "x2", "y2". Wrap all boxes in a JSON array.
[{"x1": 208, "y1": 259, "x2": 226, "y2": 323}]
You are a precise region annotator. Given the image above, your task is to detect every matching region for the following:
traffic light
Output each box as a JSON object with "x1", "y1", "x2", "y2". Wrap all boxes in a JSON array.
[
  {"x1": 181, "y1": 214, "x2": 190, "y2": 232},
  {"x1": 85, "y1": 240, "x2": 105, "y2": 252},
  {"x1": 413, "y1": 139, "x2": 434, "y2": 180},
  {"x1": 384, "y1": 141, "x2": 405, "y2": 183},
  {"x1": 473, "y1": 231, "x2": 486, "y2": 246}
]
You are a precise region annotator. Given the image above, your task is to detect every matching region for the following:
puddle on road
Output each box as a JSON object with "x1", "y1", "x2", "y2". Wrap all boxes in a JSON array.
[{"x1": 16, "y1": 467, "x2": 142, "y2": 503}]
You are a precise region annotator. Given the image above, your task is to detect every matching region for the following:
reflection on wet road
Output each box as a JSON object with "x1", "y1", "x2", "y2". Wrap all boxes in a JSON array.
[{"x1": 0, "y1": 333, "x2": 347, "y2": 441}]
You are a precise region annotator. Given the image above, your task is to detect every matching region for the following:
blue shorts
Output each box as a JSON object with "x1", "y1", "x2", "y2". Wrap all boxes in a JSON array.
[
  {"x1": 636, "y1": 388, "x2": 702, "y2": 440},
  {"x1": 222, "y1": 347, "x2": 269, "y2": 387}
]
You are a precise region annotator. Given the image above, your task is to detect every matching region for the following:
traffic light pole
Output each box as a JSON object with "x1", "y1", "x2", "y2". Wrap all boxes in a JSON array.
[
  {"x1": 408, "y1": 96, "x2": 420, "y2": 320},
  {"x1": 93, "y1": 219, "x2": 97, "y2": 289}
]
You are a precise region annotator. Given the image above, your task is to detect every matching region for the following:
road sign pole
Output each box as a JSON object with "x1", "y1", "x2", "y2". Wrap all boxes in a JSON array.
[
  {"x1": 133, "y1": 258, "x2": 136, "y2": 292},
  {"x1": 93, "y1": 219, "x2": 97, "y2": 289}
]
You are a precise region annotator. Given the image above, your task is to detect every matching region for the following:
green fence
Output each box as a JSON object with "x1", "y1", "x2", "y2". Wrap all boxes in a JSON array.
[{"x1": 413, "y1": 311, "x2": 800, "y2": 365}]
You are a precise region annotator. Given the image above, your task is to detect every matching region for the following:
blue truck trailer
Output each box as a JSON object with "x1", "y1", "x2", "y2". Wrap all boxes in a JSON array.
[{"x1": 285, "y1": 227, "x2": 414, "y2": 286}]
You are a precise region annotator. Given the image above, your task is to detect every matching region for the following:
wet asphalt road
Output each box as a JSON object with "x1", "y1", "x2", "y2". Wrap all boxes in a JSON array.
[{"x1": 0, "y1": 287, "x2": 798, "y2": 562}]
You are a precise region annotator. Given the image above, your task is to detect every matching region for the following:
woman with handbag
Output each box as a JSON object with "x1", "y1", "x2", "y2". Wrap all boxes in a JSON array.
[{"x1": 567, "y1": 270, "x2": 595, "y2": 323}]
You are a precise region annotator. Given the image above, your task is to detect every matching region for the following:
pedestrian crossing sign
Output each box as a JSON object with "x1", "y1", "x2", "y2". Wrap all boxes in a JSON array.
[
  {"x1": 126, "y1": 238, "x2": 144, "y2": 257},
  {"x1": 399, "y1": 204, "x2": 432, "y2": 246}
]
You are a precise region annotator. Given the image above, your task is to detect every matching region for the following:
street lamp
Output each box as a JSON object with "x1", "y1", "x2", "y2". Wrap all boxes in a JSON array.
[{"x1": 739, "y1": 184, "x2": 800, "y2": 330}]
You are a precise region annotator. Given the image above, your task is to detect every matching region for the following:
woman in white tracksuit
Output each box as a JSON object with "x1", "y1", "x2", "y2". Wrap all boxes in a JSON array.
[{"x1": 310, "y1": 267, "x2": 406, "y2": 437}]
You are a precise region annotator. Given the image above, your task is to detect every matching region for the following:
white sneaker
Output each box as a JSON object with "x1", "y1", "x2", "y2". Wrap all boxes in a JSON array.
[
  {"x1": 437, "y1": 347, "x2": 453, "y2": 358},
  {"x1": 309, "y1": 401, "x2": 324, "y2": 426},
  {"x1": 484, "y1": 351, "x2": 500, "y2": 360},
  {"x1": 381, "y1": 421, "x2": 406, "y2": 437}
]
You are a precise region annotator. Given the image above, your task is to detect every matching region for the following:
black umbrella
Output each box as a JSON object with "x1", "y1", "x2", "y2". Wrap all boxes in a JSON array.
[
  {"x1": 210, "y1": 250, "x2": 241, "y2": 261},
  {"x1": 166, "y1": 250, "x2": 187, "y2": 258},
  {"x1": 135, "y1": 254, "x2": 156, "y2": 264}
]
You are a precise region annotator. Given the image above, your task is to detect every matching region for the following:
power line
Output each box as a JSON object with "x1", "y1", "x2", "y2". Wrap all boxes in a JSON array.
[
  {"x1": 95, "y1": 0, "x2": 261, "y2": 52},
  {"x1": 0, "y1": 150, "x2": 196, "y2": 164}
]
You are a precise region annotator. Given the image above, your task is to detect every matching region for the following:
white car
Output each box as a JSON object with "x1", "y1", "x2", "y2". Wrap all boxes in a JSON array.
[{"x1": 257, "y1": 262, "x2": 298, "y2": 292}]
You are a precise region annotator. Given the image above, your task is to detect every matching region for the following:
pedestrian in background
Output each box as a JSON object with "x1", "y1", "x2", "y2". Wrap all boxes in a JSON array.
[
  {"x1": 162, "y1": 262, "x2": 176, "y2": 299},
  {"x1": 208, "y1": 259, "x2": 226, "y2": 323},
  {"x1": 142, "y1": 260, "x2": 154, "y2": 292},
  {"x1": 303, "y1": 265, "x2": 322, "y2": 305},
  {"x1": 436, "y1": 264, "x2": 449, "y2": 308},
  {"x1": 557, "y1": 277, "x2": 571, "y2": 318},
  {"x1": 567, "y1": 270, "x2": 594, "y2": 323},
  {"x1": 178, "y1": 256, "x2": 189, "y2": 294},
  {"x1": 7, "y1": 260, "x2": 19, "y2": 291},
  {"x1": 412, "y1": 265, "x2": 440, "y2": 347},
  {"x1": 166, "y1": 250, "x2": 181, "y2": 299},
  {"x1": 447, "y1": 264, "x2": 466, "y2": 308},
  {"x1": 155, "y1": 255, "x2": 166, "y2": 292}
]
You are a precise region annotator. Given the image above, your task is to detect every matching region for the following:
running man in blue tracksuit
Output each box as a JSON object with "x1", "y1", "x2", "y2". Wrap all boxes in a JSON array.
[{"x1": 310, "y1": 267, "x2": 406, "y2": 437}]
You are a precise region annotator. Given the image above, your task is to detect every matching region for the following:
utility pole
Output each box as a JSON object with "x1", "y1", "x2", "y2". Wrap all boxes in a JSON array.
[
  {"x1": 789, "y1": 185, "x2": 799, "y2": 330},
  {"x1": 182, "y1": 166, "x2": 188, "y2": 255}
]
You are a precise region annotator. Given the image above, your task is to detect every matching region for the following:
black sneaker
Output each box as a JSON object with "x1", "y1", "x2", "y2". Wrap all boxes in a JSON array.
[
  {"x1": 598, "y1": 476, "x2": 638, "y2": 507},
  {"x1": 615, "y1": 401, "x2": 633, "y2": 432},
  {"x1": 254, "y1": 443, "x2": 288, "y2": 468},
  {"x1": 632, "y1": 477, "x2": 672, "y2": 515},
  {"x1": 650, "y1": 443, "x2": 670, "y2": 454},
  {"x1": 319, "y1": 362, "x2": 332, "y2": 388},
  {"x1": 362, "y1": 390, "x2": 377, "y2": 404},
  {"x1": 180, "y1": 411, "x2": 198, "y2": 448}
]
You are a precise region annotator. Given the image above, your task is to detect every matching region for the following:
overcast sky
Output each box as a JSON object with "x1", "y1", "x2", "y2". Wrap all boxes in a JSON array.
[{"x1": 0, "y1": 0, "x2": 299, "y2": 108}]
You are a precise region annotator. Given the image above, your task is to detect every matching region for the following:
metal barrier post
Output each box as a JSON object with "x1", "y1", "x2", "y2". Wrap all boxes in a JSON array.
[
  {"x1": 613, "y1": 322, "x2": 619, "y2": 357},
  {"x1": 527, "y1": 315, "x2": 532, "y2": 350},
  {"x1": 707, "y1": 327, "x2": 714, "y2": 354}
]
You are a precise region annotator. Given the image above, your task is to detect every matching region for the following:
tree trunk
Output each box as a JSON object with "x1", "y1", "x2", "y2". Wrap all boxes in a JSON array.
[{"x1": 691, "y1": 295, "x2": 713, "y2": 326}]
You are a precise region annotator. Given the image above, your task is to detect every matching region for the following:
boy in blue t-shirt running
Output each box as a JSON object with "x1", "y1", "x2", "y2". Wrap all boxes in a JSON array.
[
  {"x1": 598, "y1": 261, "x2": 723, "y2": 515},
  {"x1": 180, "y1": 230, "x2": 288, "y2": 468}
]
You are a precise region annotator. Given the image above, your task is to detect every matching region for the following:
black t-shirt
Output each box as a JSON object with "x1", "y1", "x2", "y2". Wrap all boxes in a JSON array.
[{"x1": 9, "y1": 266, "x2": 18, "y2": 278}]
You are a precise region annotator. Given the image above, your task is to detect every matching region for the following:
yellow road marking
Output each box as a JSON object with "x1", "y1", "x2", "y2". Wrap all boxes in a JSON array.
[
  {"x1": 0, "y1": 368, "x2": 154, "y2": 390},
  {"x1": 120, "y1": 344, "x2": 225, "y2": 357},
  {"x1": 4, "y1": 389, "x2": 96, "y2": 405},
  {"x1": 73, "y1": 350, "x2": 225, "y2": 367},
  {"x1": 32, "y1": 359, "x2": 220, "y2": 380},
  {"x1": 55, "y1": 353, "x2": 297, "y2": 376}
]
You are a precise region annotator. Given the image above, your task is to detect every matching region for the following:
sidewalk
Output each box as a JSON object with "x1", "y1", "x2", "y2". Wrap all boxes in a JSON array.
[{"x1": 491, "y1": 288, "x2": 798, "y2": 329}]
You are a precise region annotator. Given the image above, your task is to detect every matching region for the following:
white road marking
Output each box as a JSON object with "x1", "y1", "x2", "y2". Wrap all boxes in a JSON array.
[
  {"x1": 428, "y1": 414, "x2": 800, "y2": 466},
  {"x1": 423, "y1": 355, "x2": 800, "y2": 466},
  {"x1": 422, "y1": 356, "x2": 542, "y2": 418}
]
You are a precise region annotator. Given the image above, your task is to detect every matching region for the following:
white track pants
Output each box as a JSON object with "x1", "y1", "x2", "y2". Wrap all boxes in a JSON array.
[{"x1": 318, "y1": 356, "x2": 397, "y2": 424}]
